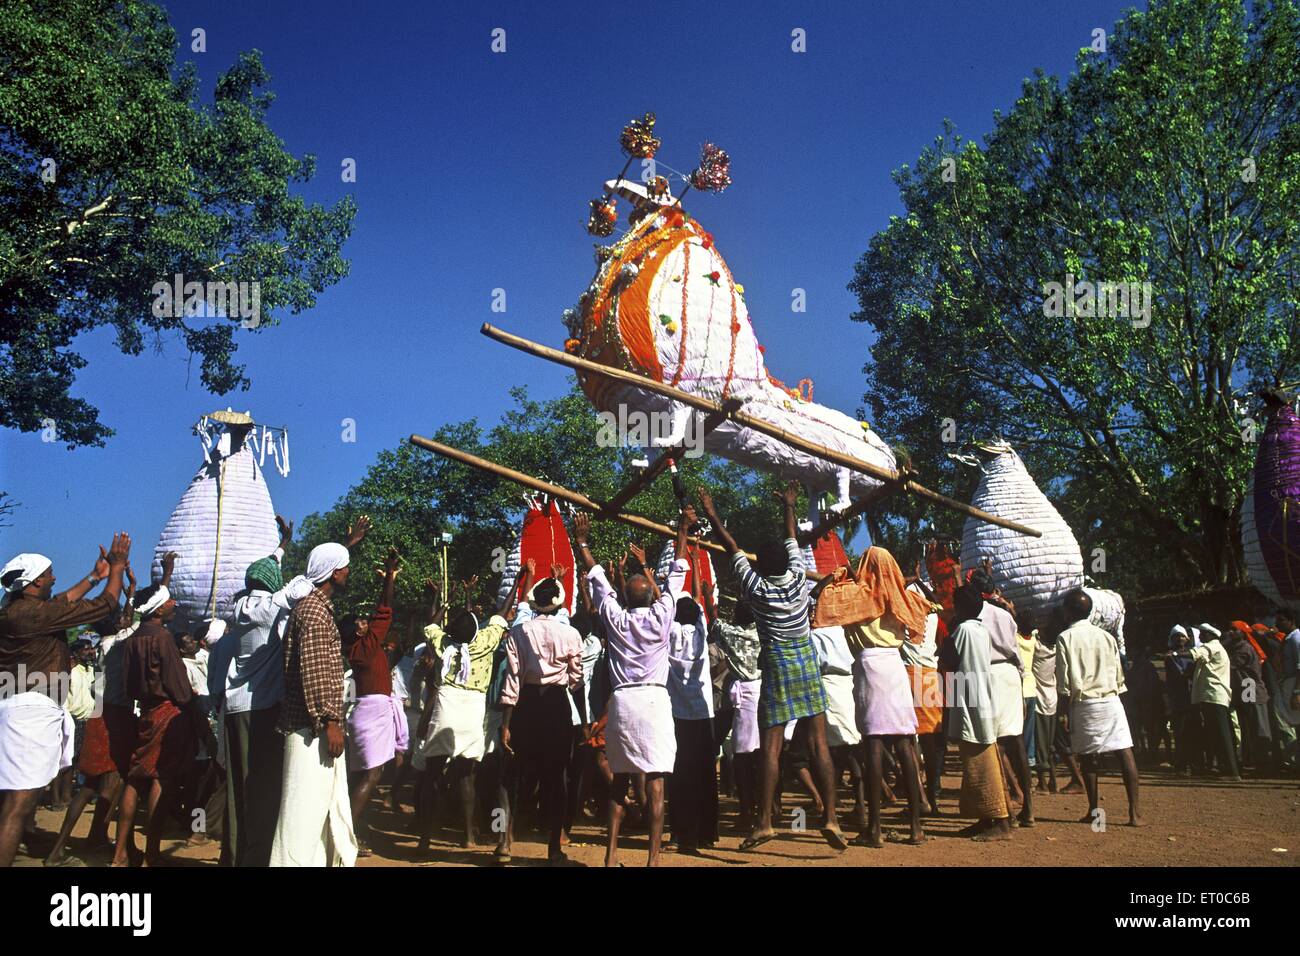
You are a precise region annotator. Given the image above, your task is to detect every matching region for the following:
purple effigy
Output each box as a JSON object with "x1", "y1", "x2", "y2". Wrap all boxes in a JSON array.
[{"x1": 1242, "y1": 394, "x2": 1300, "y2": 610}]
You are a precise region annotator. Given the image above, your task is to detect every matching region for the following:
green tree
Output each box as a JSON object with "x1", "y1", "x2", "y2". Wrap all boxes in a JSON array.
[
  {"x1": 851, "y1": 0, "x2": 1300, "y2": 592},
  {"x1": 287, "y1": 383, "x2": 791, "y2": 629},
  {"x1": 0, "y1": 0, "x2": 356, "y2": 447}
]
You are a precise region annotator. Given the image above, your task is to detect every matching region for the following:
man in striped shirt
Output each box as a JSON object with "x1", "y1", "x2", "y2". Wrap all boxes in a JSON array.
[{"x1": 698, "y1": 484, "x2": 847, "y2": 853}]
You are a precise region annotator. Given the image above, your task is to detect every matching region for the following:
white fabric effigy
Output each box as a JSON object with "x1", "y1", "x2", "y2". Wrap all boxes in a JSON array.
[
  {"x1": 154, "y1": 433, "x2": 279, "y2": 625},
  {"x1": 573, "y1": 210, "x2": 896, "y2": 504},
  {"x1": 960, "y1": 443, "x2": 1085, "y2": 621}
]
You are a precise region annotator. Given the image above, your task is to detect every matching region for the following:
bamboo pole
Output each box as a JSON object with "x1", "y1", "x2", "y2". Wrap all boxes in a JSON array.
[
  {"x1": 407, "y1": 434, "x2": 759, "y2": 563},
  {"x1": 481, "y1": 323, "x2": 1042, "y2": 538},
  {"x1": 601, "y1": 398, "x2": 742, "y2": 514},
  {"x1": 796, "y1": 480, "x2": 903, "y2": 547}
]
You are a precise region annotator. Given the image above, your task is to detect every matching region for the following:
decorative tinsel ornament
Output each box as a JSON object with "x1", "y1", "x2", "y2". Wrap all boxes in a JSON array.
[
  {"x1": 690, "y1": 142, "x2": 731, "y2": 192},
  {"x1": 587, "y1": 197, "x2": 618, "y2": 236},
  {"x1": 620, "y1": 112, "x2": 660, "y2": 159}
]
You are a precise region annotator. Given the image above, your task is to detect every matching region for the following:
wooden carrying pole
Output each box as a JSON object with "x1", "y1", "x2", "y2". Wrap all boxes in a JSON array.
[
  {"x1": 407, "y1": 434, "x2": 758, "y2": 563},
  {"x1": 603, "y1": 398, "x2": 742, "y2": 514},
  {"x1": 481, "y1": 323, "x2": 1041, "y2": 538}
]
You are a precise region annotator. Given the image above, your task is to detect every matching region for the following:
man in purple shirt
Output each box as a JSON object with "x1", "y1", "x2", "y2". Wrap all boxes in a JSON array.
[{"x1": 574, "y1": 505, "x2": 691, "y2": 867}]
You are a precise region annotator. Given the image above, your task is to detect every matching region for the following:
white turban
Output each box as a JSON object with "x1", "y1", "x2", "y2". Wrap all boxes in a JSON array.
[
  {"x1": 135, "y1": 585, "x2": 171, "y2": 618},
  {"x1": 306, "y1": 543, "x2": 350, "y2": 584},
  {"x1": 1, "y1": 553, "x2": 52, "y2": 607},
  {"x1": 1198, "y1": 622, "x2": 1222, "y2": 640},
  {"x1": 1, "y1": 552, "x2": 52, "y2": 593}
]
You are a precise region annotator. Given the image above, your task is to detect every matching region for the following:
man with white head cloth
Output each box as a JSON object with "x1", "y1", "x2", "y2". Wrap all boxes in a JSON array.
[
  {"x1": 0, "y1": 535, "x2": 132, "y2": 867},
  {"x1": 271, "y1": 522, "x2": 369, "y2": 867}
]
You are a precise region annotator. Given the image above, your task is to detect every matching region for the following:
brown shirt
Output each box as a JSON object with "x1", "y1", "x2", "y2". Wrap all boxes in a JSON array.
[
  {"x1": 0, "y1": 592, "x2": 116, "y2": 692},
  {"x1": 123, "y1": 621, "x2": 194, "y2": 708}
]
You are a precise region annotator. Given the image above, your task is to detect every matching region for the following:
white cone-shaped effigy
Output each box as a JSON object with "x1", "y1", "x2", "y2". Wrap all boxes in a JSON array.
[
  {"x1": 960, "y1": 442, "x2": 1085, "y2": 622},
  {"x1": 154, "y1": 412, "x2": 283, "y2": 625}
]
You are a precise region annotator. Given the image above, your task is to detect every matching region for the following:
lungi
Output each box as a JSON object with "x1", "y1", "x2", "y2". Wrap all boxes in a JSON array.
[
  {"x1": 270, "y1": 727, "x2": 357, "y2": 867},
  {"x1": 853, "y1": 647, "x2": 918, "y2": 737},
  {"x1": 958, "y1": 740, "x2": 1009, "y2": 820},
  {"x1": 0, "y1": 691, "x2": 73, "y2": 791},
  {"x1": 606, "y1": 684, "x2": 676, "y2": 774},
  {"x1": 823, "y1": 673, "x2": 862, "y2": 747},
  {"x1": 757, "y1": 637, "x2": 827, "y2": 729},
  {"x1": 1070, "y1": 695, "x2": 1132, "y2": 755},
  {"x1": 727, "y1": 678, "x2": 761, "y2": 755},
  {"x1": 417, "y1": 685, "x2": 486, "y2": 763},
  {"x1": 78, "y1": 715, "x2": 115, "y2": 777},
  {"x1": 347, "y1": 693, "x2": 409, "y2": 772},
  {"x1": 906, "y1": 664, "x2": 944, "y2": 735},
  {"x1": 127, "y1": 699, "x2": 194, "y2": 782},
  {"x1": 990, "y1": 661, "x2": 1024, "y2": 738}
]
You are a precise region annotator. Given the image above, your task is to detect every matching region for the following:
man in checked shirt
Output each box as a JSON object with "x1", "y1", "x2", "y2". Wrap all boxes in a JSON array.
[{"x1": 270, "y1": 519, "x2": 370, "y2": 867}]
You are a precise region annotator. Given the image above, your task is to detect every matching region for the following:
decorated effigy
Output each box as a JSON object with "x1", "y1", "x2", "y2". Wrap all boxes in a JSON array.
[
  {"x1": 1241, "y1": 390, "x2": 1300, "y2": 611},
  {"x1": 563, "y1": 113, "x2": 896, "y2": 511},
  {"x1": 153, "y1": 409, "x2": 289, "y2": 625}
]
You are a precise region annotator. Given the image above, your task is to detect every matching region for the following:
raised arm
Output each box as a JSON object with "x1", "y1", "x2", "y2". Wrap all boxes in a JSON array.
[
  {"x1": 497, "y1": 562, "x2": 527, "y2": 618},
  {"x1": 422, "y1": 579, "x2": 444, "y2": 627},
  {"x1": 377, "y1": 547, "x2": 401, "y2": 609},
  {"x1": 573, "y1": 513, "x2": 597, "y2": 572},
  {"x1": 628, "y1": 542, "x2": 660, "y2": 602},
  {"x1": 697, "y1": 489, "x2": 740, "y2": 555},
  {"x1": 776, "y1": 481, "x2": 799, "y2": 542},
  {"x1": 56, "y1": 544, "x2": 112, "y2": 603},
  {"x1": 159, "y1": 550, "x2": 178, "y2": 588}
]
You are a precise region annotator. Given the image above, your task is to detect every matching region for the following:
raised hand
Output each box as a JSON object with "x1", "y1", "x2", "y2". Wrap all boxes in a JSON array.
[
  {"x1": 628, "y1": 542, "x2": 647, "y2": 567},
  {"x1": 276, "y1": 514, "x2": 294, "y2": 546},
  {"x1": 106, "y1": 532, "x2": 131, "y2": 568},
  {"x1": 696, "y1": 487, "x2": 717, "y2": 516},
  {"x1": 92, "y1": 546, "x2": 110, "y2": 581},
  {"x1": 525, "y1": 557, "x2": 537, "y2": 577},
  {"x1": 423, "y1": 577, "x2": 441, "y2": 596},
  {"x1": 573, "y1": 512, "x2": 591, "y2": 545},
  {"x1": 773, "y1": 480, "x2": 799, "y2": 509},
  {"x1": 681, "y1": 503, "x2": 698, "y2": 528},
  {"x1": 344, "y1": 515, "x2": 372, "y2": 548},
  {"x1": 125, "y1": 563, "x2": 136, "y2": 589},
  {"x1": 549, "y1": 563, "x2": 567, "y2": 580}
]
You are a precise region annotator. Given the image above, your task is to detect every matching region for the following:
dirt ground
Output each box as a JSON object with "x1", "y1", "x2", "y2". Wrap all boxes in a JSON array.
[{"x1": 18, "y1": 762, "x2": 1299, "y2": 868}]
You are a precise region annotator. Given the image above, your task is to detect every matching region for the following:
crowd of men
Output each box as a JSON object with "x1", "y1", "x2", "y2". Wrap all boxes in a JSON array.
[{"x1": 1, "y1": 485, "x2": 1297, "y2": 867}]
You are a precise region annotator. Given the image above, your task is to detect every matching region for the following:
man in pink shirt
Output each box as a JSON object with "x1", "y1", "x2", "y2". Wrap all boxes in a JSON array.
[
  {"x1": 499, "y1": 574, "x2": 584, "y2": 865},
  {"x1": 574, "y1": 506, "x2": 691, "y2": 867}
]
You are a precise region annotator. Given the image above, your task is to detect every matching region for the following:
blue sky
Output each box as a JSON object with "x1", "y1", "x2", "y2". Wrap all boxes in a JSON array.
[{"x1": 0, "y1": 0, "x2": 1140, "y2": 582}]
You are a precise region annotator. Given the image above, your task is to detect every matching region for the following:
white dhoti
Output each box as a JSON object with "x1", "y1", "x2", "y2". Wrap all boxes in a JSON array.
[
  {"x1": 822, "y1": 673, "x2": 862, "y2": 747},
  {"x1": 417, "y1": 685, "x2": 487, "y2": 762},
  {"x1": 727, "y1": 678, "x2": 761, "y2": 755},
  {"x1": 853, "y1": 647, "x2": 917, "y2": 737},
  {"x1": 606, "y1": 684, "x2": 676, "y2": 774},
  {"x1": 270, "y1": 728, "x2": 358, "y2": 867},
  {"x1": 0, "y1": 692, "x2": 73, "y2": 791},
  {"x1": 1070, "y1": 695, "x2": 1133, "y2": 755},
  {"x1": 483, "y1": 707, "x2": 503, "y2": 757},
  {"x1": 990, "y1": 661, "x2": 1025, "y2": 738}
]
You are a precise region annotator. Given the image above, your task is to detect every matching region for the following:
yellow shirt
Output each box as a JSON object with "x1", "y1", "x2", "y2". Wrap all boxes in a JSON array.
[
  {"x1": 844, "y1": 610, "x2": 905, "y2": 653},
  {"x1": 424, "y1": 615, "x2": 508, "y2": 694},
  {"x1": 1017, "y1": 634, "x2": 1037, "y2": 698}
]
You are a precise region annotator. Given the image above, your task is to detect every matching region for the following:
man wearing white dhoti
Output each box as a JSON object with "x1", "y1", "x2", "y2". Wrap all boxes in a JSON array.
[
  {"x1": 575, "y1": 507, "x2": 691, "y2": 867},
  {"x1": 0, "y1": 536, "x2": 131, "y2": 868},
  {"x1": 271, "y1": 539, "x2": 360, "y2": 867},
  {"x1": 1055, "y1": 588, "x2": 1143, "y2": 828}
]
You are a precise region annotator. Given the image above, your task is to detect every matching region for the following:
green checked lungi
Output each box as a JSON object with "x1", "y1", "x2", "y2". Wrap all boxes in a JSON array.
[{"x1": 757, "y1": 635, "x2": 827, "y2": 729}]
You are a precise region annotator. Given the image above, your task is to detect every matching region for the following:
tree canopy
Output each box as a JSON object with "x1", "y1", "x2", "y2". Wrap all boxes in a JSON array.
[
  {"x1": 0, "y1": 0, "x2": 356, "y2": 446},
  {"x1": 852, "y1": 0, "x2": 1300, "y2": 594}
]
